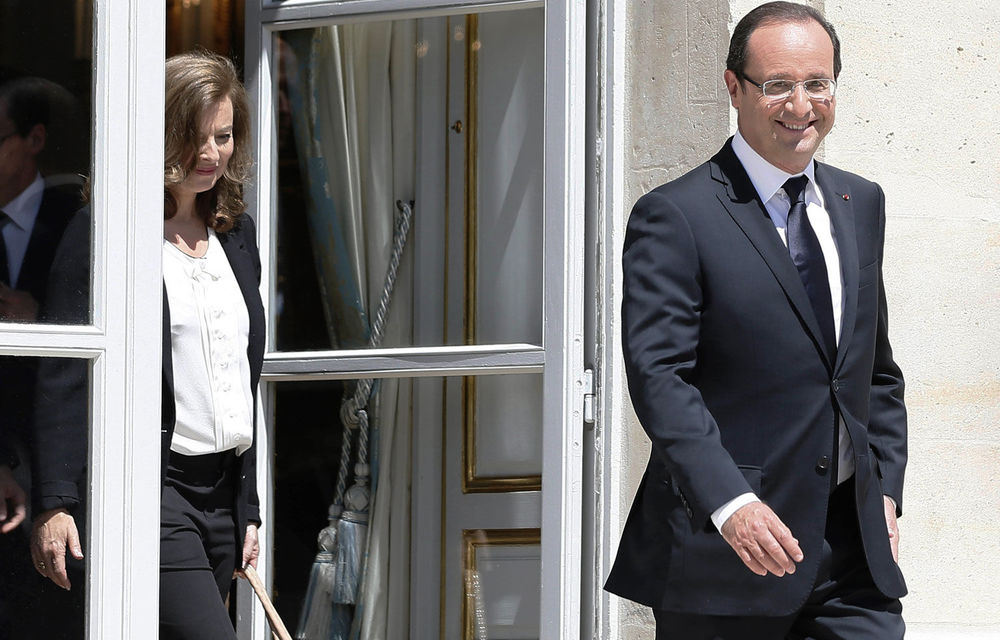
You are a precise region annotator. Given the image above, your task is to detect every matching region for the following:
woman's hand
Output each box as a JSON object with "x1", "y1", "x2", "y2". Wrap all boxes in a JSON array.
[
  {"x1": 30, "y1": 508, "x2": 84, "y2": 590},
  {"x1": 236, "y1": 523, "x2": 259, "y2": 576}
]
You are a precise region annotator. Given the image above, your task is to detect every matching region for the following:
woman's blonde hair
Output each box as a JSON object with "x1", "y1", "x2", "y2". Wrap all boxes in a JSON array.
[{"x1": 164, "y1": 50, "x2": 251, "y2": 232}]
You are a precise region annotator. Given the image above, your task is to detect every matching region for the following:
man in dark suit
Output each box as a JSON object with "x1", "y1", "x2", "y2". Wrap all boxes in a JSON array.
[
  {"x1": 0, "y1": 77, "x2": 80, "y2": 321},
  {"x1": 605, "y1": 3, "x2": 907, "y2": 638},
  {"x1": 0, "y1": 76, "x2": 82, "y2": 640},
  {"x1": 0, "y1": 76, "x2": 81, "y2": 451}
]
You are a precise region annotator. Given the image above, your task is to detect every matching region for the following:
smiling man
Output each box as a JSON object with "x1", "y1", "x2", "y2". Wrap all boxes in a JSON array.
[{"x1": 605, "y1": 2, "x2": 908, "y2": 638}]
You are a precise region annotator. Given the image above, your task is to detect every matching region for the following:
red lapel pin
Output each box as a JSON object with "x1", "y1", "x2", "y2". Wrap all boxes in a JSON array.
[{"x1": 841, "y1": 193, "x2": 850, "y2": 201}]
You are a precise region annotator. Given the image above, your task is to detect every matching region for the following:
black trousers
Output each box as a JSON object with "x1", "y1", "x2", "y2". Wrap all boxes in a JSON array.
[
  {"x1": 160, "y1": 451, "x2": 240, "y2": 640},
  {"x1": 655, "y1": 478, "x2": 904, "y2": 640}
]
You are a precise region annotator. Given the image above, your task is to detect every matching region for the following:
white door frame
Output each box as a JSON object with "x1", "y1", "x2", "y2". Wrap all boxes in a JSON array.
[
  {"x1": 241, "y1": 1, "x2": 587, "y2": 638},
  {"x1": 540, "y1": 1, "x2": 587, "y2": 639},
  {"x1": 0, "y1": 2, "x2": 165, "y2": 637}
]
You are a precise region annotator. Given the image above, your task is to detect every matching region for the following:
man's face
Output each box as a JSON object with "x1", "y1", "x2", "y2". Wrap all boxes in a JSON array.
[
  {"x1": 0, "y1": 100, "x2": 44, "y2": 207},
  {"x1": 724, "y1": 19, "x2": 836, "y2": 174}
]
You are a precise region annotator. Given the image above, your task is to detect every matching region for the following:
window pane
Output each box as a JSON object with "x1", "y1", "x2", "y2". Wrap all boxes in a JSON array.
[
  {"x1": 1, "y1": 356, "x2": 91, "y2": 639},
  {"x1": 465, "y1": 529, "x2": 541, "y2": 639},
  {"x1": 467, "y1": 373, "x2": 542, "y2": 491},
  {"x1": 270, "y1": 370, "x2": 541, "y2": 636},
  {"x1": 271, "y1": 8, "x2": 544, "y2": 352},
  {"x1": 0, "y1": 1, "x2": 92, "y2": 326}
]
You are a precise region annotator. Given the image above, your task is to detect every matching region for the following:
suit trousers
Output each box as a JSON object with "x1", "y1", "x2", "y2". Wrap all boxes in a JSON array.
[
  {"x1": 160, "y1": 450, "x2": 240, "y2": 640},
  {"x1": 654, "y1": 477, "x2": 904, "y2": 640}
]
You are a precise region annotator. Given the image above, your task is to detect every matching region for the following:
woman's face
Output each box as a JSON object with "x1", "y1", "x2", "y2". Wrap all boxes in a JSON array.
[{"x1": 173, "y1": 95, "x2": 235, "y2": 201}]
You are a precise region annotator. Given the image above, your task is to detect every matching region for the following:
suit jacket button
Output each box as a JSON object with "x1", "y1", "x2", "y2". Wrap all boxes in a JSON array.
[
  {"x1": 815, "y1": 455, "x2": 831, "y2": 474},
  {"x1": 832, "y1": 379, "x2": 840, "y2": 393}
]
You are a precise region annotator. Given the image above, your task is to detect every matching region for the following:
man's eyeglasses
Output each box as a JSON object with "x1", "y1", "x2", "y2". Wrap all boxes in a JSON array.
[{"x1": 741, "y1": 76, "x2": 837, "y2": 101}]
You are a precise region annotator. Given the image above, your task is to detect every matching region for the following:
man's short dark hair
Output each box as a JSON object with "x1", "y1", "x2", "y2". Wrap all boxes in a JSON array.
[
  {"x1": 727, "y1": 1, "x2": 842, "y2": 80},
  {"x1": 0, "y1": 77, "x2": 51, "y2": 135}
]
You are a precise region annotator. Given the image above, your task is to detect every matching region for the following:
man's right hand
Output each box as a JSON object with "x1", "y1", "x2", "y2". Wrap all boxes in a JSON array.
[
  {"x1": 30, "y1": 508, "x2": 84, "y2": 590},
  {"x1": 0, "y1": 464, "x2": 27, "y2": 533},
  {"x1": 720, "y1": 501, "x2": 803, "y2": 577},
  {"x1": 0, "y1": 283, "x2": 40, "y2": 322}
]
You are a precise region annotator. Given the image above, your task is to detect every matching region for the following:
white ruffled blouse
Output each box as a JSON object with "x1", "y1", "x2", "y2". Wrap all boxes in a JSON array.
[{"x1": 163, "y1": 229, "x2": 253, "y2": 456}]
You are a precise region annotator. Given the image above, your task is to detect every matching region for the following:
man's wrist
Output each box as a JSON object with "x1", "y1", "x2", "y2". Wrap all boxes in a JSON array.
[{"x1": 711, "y1": 492, "x2": 760, "y2": 531}]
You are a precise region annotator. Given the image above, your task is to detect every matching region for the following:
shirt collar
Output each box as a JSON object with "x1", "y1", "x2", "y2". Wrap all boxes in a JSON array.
[
  {"x1": 2, "y1": 173, "x2": 45, "y2": 231},
  {"x1": 731, "y1": 131, "x2": 822, "y2": 207}
]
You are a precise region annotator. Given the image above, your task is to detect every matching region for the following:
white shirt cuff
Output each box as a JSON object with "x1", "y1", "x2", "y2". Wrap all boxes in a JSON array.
[{"x1": 711, "y1": 493, "x2": 760, "y2": 532}]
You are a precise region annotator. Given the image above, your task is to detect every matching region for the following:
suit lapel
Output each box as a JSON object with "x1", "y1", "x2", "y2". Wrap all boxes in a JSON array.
[
  {"x1": 162, "y1": 284, "x2": 174, "y2": 395},
  {"x1": 816, "y1": 162, "x2": 859, "y2": 374},
  {"x1": 217, "y1": 218, "x2": 265, "y2": 387},
  {"x1": 711, "y1": 142, "x2": 835, "y2": 371},
  {"x1": 218, "y1": 223, "x2": 256, "y2": 304},
  {"x1": 18, "y1": 190, "x2": 75, "y2": 300}
]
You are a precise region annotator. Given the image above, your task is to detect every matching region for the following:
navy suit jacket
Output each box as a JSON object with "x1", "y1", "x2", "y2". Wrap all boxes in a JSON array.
[
  {"x1": 33, "y1": 212, "x2": 266, "y2": 539},
  {"x1": 605, "y1": 140, "x2": 907, "y2": 615},
  {"x1": 0, "y1": 186, "x2": 80, "y2": 469}
]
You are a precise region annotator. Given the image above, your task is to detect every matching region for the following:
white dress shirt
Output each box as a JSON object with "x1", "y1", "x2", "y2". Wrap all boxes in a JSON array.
[
  {"x1": 0, "y1": 173, "x2": 45, "y2": 287},
  {"x1": 163, "y1": 229, "x2": 254, "y2": 456},
  {"x1": 711, "y1": 132, "x2": 855, "y2": 531}
]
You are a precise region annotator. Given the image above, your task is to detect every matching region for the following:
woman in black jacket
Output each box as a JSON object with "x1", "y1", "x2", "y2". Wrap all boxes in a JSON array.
[{"x1": 31, "y1": 51, "x2": 265, "y2": 640}]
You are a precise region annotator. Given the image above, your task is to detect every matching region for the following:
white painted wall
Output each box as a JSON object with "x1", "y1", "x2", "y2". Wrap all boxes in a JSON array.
[{"x1": 607, "y1": 1, "x2": 1000, "y2": 637}]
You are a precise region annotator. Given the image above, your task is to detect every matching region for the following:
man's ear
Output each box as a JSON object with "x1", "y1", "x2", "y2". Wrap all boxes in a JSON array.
[
  {"x1": 723, "y1": 70, "x2": 741, "y2": 108},
  {"x1": 25, "y1": 123, "x2": 46, "y2": 155}
]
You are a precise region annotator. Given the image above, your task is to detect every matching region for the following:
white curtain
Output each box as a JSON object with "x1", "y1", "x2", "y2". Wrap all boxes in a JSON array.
[{"x1": 282, "y1": 19, "x2": 416, "y2": 639}]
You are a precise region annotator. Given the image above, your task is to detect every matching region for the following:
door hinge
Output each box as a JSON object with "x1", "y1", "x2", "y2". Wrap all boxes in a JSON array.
[{"x1": 583, "y1": 368, "x2": 595, "y2": 424}]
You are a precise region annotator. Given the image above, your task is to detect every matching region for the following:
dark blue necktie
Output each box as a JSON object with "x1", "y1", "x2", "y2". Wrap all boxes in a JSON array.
[{"x1": 783, "y1": 176, "x2": 836, "y2": 361}]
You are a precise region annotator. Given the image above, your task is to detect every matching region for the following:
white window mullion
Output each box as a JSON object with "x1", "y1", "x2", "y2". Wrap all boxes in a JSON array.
[
  {"x1": 236, "y1": 6, "x2": 275, "y2": 639},
  {"x1": 540, "y1": 1, "x2": 587, "y2": 639},
  {"x1": 89, "y1": 1, "x2": 164, "y2": 638},
  {"x1": 260, "y1": 0, "x2": 543, "y2": 25},
  {"x1": 262, "y1": 344, "x2": 545, "y2": 380}
]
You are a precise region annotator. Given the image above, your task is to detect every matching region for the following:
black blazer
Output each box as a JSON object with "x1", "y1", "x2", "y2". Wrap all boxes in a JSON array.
[
  {"x1": 34, "y1": 212, "x2": 266, "y2": 540},
  {"x1": 161, "y1": 214, "x2": 266, "y2": 531},
  {"x1": 605, "y1": 140, "x2": 907, "y2": 616}
]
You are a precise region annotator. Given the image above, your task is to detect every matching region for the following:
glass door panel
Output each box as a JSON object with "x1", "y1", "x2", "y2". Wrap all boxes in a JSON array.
[
  {"x1": 268, "y1": 371, "x2": 542, "y2": 638},
  {"x1": 0, "y1": 355, "x2": 91, "y2": 640},
  {"x1": 271, "y1": 8, "x2": 543, "y2": 353},
  {"x1": 0, "y1": 1, "x2": 92, "y2": 326},
  {"x1": 1, "y1": 2, "x2": 95, "y2": 636},
  {"x1": 250, "y1": 1, "x2": 584, "y2": 637}
]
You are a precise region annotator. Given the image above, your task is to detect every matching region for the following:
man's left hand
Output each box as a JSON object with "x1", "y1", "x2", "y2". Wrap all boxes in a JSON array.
[
  {"x1": 883, "y1": 496, "x2": 899, "y2": 563},
  {"x1": 0, "y1": 283, "x2": 39, "y2": 322},
  {"x1": 235, "y1": 523, "x2": 260, "y2": 576}
]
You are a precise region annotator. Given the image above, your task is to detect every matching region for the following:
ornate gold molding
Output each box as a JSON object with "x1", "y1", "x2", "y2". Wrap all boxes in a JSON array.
[
  {"x1": 464, "y1": 12, "x2": 479, "y2": 347},
  {"x1": 461, "y1": 528, "x2": 541, "y2": 640},
  {"x1": 458, "y1": 14, "x2": 541, "y2": 495},
  {"x1": 462, "y1": 375, "x2": 542, "y2": 493}
]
